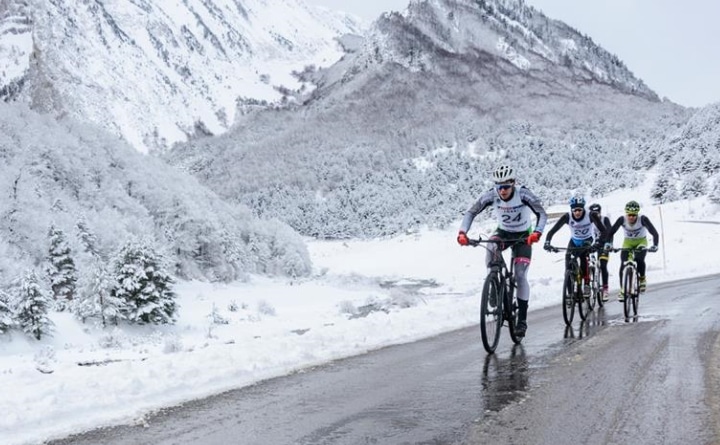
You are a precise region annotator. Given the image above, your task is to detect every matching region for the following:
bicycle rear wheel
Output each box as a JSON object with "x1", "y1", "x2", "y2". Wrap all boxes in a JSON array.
[
  {"x1": 562, "y1": 271, "x2": 575, "y2": 325},
  {"x1": 480, "y1": 275, "x2": 503, "y2": 353}
]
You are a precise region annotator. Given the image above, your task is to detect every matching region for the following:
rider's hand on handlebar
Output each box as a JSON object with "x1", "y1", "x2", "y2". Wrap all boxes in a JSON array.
[
  {"x1": 457, "y1": 231, "x2": 469, "y2": 246},
  {"x1": 603, "y1": 242, "x2": 613, "y2": 252},
  {"x1": 527, "y1": 231, "x2": 542, "y2": 245},
  {"x1": 543, "y1": 241, "x2": 552, "y2": 252},
  {"x1": 648, "y1": 245, "x2": 658, "y2": 252}
]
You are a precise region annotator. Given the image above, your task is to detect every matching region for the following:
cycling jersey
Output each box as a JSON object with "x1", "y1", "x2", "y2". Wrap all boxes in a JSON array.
[
  {"x1": 544, "y1": 209, "x2": 607, "y2": 246},
  {"x1": 607, "y1": 214, "x2": 659, "y2": 245},
  {"x1": 460, "y1": 185, "x2": 547, "y2": 234}
]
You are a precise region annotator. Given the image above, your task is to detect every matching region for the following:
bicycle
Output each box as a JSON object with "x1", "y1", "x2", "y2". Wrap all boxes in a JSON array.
[
  {"x1": 610, "y1": 246, "x2": 654, "y2": 319},
  {"x1": 468, "y1": 237, "x2": 526, "y2": 354},
  {"x1": 546, "y1": 244, "x2": 598, "y2": 325}
]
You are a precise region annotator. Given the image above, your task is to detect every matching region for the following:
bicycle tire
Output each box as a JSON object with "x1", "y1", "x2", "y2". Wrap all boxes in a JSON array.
[
  {"x1": 587, "y1": 264, "x2": 597, "y2": 311},
  {"x1": 562, "y1": 270, "x2": 575, "y2": 325},
  {"x1": 594, "y1": 264, "x2": 605, "y2": 308},
  {"x1": 480, "y1": 275, "x2": 503, "y2": 353},
  {"x1": 578, "y1": 273, "x2": 590, "y2": 321},
  {"x1": 623, "y1": 266, "x2": 634, "y2": 319},
  {"x1": 631, "y1": 271, "x2": 639, "y2": 317},
  {"x1": 507, "y1": 284, "x2": 523, "y2": 344}
]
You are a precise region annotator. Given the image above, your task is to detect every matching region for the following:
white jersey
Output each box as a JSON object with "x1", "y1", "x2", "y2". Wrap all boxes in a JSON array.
[
  {"x1": 622, "y1": 215, "x2": 648, "y2": 239},
  {"x1": 460, "y1": 185, "x2": 547, "y2": 234},
  {"x1": 568, "y1": 211, "x2": 593, "y2": 241}
]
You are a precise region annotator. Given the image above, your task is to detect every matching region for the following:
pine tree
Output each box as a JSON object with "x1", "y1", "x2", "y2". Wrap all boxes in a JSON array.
[
  {"x1": 75, "y1": 217, "x2": 101, "y2": 258},
  {"x1": 47, "y1": 225, "x2": 78, "y2": 311},
  {"x1": 112, "y1": 242, "x2": 178, "y2": 325},
  {"x1": 74, "y1": 264, "x2": 126, "y2": 327},
  {"x1": 0, "y1": 290, "x2": 15, "y2": 334},
  {"x1": 15, "y1": 271, "x2": 54, "y2": 340}
]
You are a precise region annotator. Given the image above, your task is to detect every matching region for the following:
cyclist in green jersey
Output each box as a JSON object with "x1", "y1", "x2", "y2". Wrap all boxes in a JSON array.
[{"x1": 605, "y1": 201, "x2": 659, "y2": 301}]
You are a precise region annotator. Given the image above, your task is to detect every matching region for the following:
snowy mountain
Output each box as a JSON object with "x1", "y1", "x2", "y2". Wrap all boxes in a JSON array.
[
  {"x1": 0, "y1": 0, "x2": 364, "y2": 152},
  {"x1": 166, "y1": 0, "x2": 690, "y2": 238}
]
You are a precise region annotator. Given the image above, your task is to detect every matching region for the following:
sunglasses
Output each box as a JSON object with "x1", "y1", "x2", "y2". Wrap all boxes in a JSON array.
[
  {"x1": 572, "y1": 208, "x2": 584, "y2": 212},
  {"x1": 626, "y1": 213, "x2": 638, "y2": 217},
  {"x1": 495, "y1": 184, "x2": 513, "y2": 191}
]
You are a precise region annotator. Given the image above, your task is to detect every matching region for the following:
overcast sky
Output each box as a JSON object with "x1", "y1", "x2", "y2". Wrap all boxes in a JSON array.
[{"x1": 308, "y1": 0, "x2": 720, "y2": 108}]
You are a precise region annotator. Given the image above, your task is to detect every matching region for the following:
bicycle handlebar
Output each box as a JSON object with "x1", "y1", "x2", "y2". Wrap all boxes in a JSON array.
[
  {"x1": 545, "y1": 244, "x2": 600, "y2": 254},
  {"x1": 467, "y1": 237, "x2": 528, "y2": 247},
  {"x1": 609, "y1": 246, "x2": 656, "y2": 253}
]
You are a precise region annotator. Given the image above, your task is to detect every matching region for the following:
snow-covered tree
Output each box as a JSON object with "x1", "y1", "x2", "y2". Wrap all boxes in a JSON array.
[
  {"x1": 651, "y1": 170, "x2": 679, "y2": 204},
  {"x1": 14, "y1": 271, "x2": 54, "y2": 340},
  {"x1": 681, "y1": 171, "x2": 706, "y2": 198},
  {"x1": 46, "y1": 225, "x2": 78, "y2": 311},
  {"x1": 75, "y1": 216, "x2": 101, "y2": 259},
  {"x1": 112, "y1": 242, "x2": 177, "y2": 325},
  {"x1": 0, "y1": 290, "x2": 14, "y2": 333},
  {"x1": 74, "y1": 264, "x2": 125, "y2": 327}
]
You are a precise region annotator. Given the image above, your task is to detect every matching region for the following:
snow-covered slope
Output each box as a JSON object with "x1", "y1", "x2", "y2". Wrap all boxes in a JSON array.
[{"x1": 0, "y1": 0, "x2": 363, "y2": 152}]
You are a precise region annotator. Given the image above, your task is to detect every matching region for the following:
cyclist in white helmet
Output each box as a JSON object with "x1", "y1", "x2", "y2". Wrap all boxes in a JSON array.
[{"x1": 457, "y1": 165, "x2": 548, "y2": 337}]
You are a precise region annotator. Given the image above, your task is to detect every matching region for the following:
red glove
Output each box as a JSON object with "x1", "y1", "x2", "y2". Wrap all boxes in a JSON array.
[
  {"x1": 457, "y1": 231, "x2": 469, "y2": 246},
  {"x1": 527, "y1": 231, "x2": 541, "y2": 245}
]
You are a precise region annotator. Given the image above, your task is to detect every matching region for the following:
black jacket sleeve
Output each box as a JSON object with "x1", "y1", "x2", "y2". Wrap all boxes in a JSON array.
[
  {"x1": 544, "y1": 213, "x2": 569, "y2": 243},
  {"x1": 641, "y1": 215, "x2": 660, "y2": 246}
]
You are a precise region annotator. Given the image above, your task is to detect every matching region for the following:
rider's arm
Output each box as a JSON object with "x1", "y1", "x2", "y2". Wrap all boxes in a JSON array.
[
  {"x1": 641, "y1": 215, "x2": 660, "y2": 247},
  {"x1": 459, "y1": 189, "x2": 494, "y2": 234},
  {"x1": 544, "y1": 213, "x2": 569, "y2": 243},
  {"x1": 520, "y1": 187, "x2": 548, "y2": 233},
  {"x1": 589, "y1": 211, "x2": 608, "y2": 242},
  {"x1": 606, "y1": 216, "x2": 624, "y2": 245}
]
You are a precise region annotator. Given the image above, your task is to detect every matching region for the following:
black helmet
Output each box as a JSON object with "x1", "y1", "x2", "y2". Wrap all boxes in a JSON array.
[{"x1": 589, "y1": 203, "x2": 601, "y2": 213}]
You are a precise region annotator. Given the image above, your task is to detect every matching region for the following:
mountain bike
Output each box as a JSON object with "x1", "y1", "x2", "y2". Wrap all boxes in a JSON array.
[
  {"x1": 468, "y1": 237, "x2": 526, "y2": 354},
  {"x1": 547, "y1": 244, "x2": 597, "y2": 325},
  {"x1": 611, "y1": 246, "x2": 653, "y2": 318}
]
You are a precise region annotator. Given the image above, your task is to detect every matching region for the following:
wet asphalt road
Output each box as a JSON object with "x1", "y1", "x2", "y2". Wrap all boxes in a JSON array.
[{"x1": 52, "y1": 275, "x2": 720, "y2": 445}]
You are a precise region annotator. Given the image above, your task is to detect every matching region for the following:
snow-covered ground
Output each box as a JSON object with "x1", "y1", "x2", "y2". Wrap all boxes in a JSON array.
[{"x1": 2, "y1": 180, "x2": 719, "y2": 445}]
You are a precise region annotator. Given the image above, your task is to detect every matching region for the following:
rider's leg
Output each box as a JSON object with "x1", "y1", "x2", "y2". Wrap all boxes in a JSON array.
[
  {"x1": 636, "y1": 250, "x2": 648, "y2": 291},
  {"x1": 514, "y1": 258, "x2": 530, "y2": 336}
]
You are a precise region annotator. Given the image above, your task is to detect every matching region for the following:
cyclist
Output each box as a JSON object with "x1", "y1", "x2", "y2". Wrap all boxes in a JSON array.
[
  {"x1": 605, "y1": 200, "x2": 660, "y2": 301},
  {"x1": 543, "y1": 196, "x2": 607, "y2": 298},
  {"x1": 589, "y1": 203, "x2": 612, "y2": 301},
  {"x1": 457, "y1": 165, "x2": 548, "y2": 338}
]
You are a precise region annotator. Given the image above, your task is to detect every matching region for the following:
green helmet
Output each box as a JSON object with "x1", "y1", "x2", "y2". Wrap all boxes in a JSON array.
[{"x1": 625, "y1": 200, "x2": 640, "y2": 215}]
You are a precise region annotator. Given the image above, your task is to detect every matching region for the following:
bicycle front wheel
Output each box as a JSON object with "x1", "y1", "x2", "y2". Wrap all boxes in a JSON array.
[
  {"x1": 623, "y1": 267, "x2": 635, "y2": 319},
  {"x1": 480, "y1": 275, "x2": 503, "y2": 353},
  {"x1": 587, "y1": 265, "x2": 597, "y2": 311},
  {"x1": 578, "y1": 273, "x2": 592, "y2": 321},
  {"x1": 631, "y1": 273, "x2": 639, "y2": 317},
  {"x1": 594, "y1": 265, "x2": 604, "y2": 308},
  {"x1": 507, "y1": 288, "x2": 523, "y2": 345},
  {"x1": 562, "y1": 271, "x2": 575, "y2": 325}
]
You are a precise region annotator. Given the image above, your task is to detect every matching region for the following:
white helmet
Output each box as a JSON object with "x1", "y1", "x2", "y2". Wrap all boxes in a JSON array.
[{"x1": 492, "y1": 165, "x2": 515, "y2": 183}]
